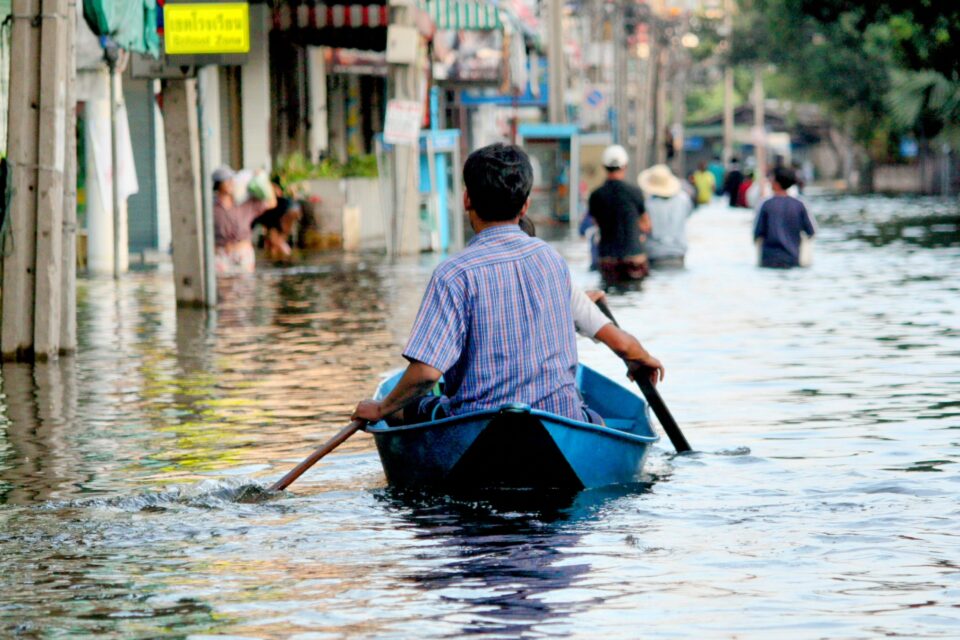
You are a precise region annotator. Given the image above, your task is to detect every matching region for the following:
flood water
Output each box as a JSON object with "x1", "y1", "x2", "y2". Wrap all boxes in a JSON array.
[{"x1": 1, "y1": 194, "x2": 958, "y2": 638}]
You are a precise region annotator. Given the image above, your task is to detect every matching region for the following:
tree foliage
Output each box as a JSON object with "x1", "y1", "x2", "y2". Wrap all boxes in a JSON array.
[{"x1": 729, "y1": 0, "x2": 959, "y2": 152}]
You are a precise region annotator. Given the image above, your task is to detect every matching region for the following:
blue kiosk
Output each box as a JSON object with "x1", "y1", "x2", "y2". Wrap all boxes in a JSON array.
[
  {"x1": 518, "y1": 123, "x2": 581, "y2": 230},
  {"x1": 418, "y1": 127, "x2": 464, "y2": 253},
  {"x1": 374, "y1": 133, "x2": 464, "y2": 255}
]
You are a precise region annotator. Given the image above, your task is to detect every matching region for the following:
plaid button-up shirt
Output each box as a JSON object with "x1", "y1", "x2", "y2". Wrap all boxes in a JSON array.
[{"x1": 403, "y1": 224, "x2": 585, "y2": 420}]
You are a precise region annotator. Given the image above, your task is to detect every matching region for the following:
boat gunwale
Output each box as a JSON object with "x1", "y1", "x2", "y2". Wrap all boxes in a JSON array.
[{"x1": 365, "y1": 407, "x2": 660, "y2": 446}]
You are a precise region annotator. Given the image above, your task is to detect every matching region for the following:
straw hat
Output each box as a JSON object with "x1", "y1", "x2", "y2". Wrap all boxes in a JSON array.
[{"x1": 638, "y1": 164, "x2": 681, "y2": 198}]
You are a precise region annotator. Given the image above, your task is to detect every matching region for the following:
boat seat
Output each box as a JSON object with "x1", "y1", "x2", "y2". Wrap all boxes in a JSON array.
[{"x1": 604, "y1": 418, "x2": 637, "y2": 433}]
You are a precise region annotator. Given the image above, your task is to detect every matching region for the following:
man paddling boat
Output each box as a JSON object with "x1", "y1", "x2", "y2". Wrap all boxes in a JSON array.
[{"x1": 354, "y1": 144, "x2": 600, "y2": 425}]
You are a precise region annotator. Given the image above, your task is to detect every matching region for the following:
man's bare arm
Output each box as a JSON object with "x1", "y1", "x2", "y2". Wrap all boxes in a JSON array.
[
  {"x1": 594, "y1": 324, "x2": 665, "y2": 385},
  {"x1": 352, "y1": 361, "x2": 443, "y2": 423}
]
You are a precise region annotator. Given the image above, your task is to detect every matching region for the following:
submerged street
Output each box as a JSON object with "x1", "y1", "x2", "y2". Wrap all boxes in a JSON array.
[{"x1": 1, "y1": 195, "x2": 958, "y2": 638}]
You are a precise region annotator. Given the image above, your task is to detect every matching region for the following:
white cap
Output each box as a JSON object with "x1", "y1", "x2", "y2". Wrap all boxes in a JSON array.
[{"x1": 602, "y1": 145, "x2": 629, "y2": 169}]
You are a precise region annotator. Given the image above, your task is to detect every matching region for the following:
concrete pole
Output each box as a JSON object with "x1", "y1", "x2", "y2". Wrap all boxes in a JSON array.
[
  {"x1": 654, "y1": 48, "x2": 668, "y2": 165},
  {"x1": 109, "y1": 64, "x2": 122, "y2": 279},
  {"x1": 547, "y1": 0, "x2": 565, "y2": 123},
  {"x1": 307, "y1": 46, "x2": 329, "y2": 160},
  {"x1": 83, "y1": 77, "x2": 112, "y2": 274},
  {"x1": 60, "y1": 0, "x2": 78, "y2": 354},
  {"x1": 153, "y1": 79, "x2": 172, "y2": 253},
  {"x1": 671, "y1": 59, "x2": 687, "y2": 177},
  {"x1": 242, "y1": 3, "x2": 272, "y2": 170},
  {"x1": 33, "y1": 0, "x2": 69, "y2": 359},
  {"x1": 722, "y1": 0, "x2": 735, "y2": 165},
  {"x1": 162, "y1": 79, "x2": 208, "y2": 306},
  {"x1": 1, "y1": 0, "x2": 41, "y2": 361},
  {"x1": 197, "y1": 66, "x2": 220, "y2": 306},
  {"x1": 722, "y1": 66, "x2": 734, "y2": 165},
  {"x1": 388, "y1": 5, "x2": 424, "y2": 256},
  {"x1": 614, "y1": 8, "x2": 629, "y2": 152},
  {"x1": 753, "y1": 64, "x2": 767, "y2": 194},
  {"x1": 638, "y1": 28, "x2": 658, "y2": 171}
]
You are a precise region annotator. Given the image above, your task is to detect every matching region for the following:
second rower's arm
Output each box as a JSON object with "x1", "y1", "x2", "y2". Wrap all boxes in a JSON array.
[
  {"x1": 577, "y1": 290, "x2": 664, "y2": 385},
  {"x1": 352, "y1": 361, "x2": 441, "y2": 423},
  {"x1": 595, "y1": 324, "x2": 665, "y2": 385}
]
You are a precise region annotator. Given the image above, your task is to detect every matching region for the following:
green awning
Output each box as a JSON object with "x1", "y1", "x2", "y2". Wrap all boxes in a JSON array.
[
  {"x1": 423, "y1": 0, "x2": 501, "y2": 31},
  {"x1": 83, "y1": 0, "x2": 159, "y2": 57}
]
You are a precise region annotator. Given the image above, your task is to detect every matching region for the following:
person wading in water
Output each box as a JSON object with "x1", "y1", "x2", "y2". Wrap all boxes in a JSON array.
[{"x1": 587, "y1": 145, "x2": 652, "y2": 284}]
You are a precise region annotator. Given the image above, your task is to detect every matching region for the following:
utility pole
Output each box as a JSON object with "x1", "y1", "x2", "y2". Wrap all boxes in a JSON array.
[
  {"x1": 2, "y1": 0, "x2": 74, "y2": 361},
  {"x1": 547, "y1": 0, "x2": 565, "y2": 122},
  {"x1": 2, "y1": 0, "x2": 41, "y2": 360},
  {"x1": 722, "y1": 0, "x2": 735, "y2": 165},
  {"x1": 33, "y1": 0, "x2": 70, "y2": 358},
  {"x1": 753, "y1": 64, "x2": 767, "y2": 194},
  {"x1": 60, "y1": 0, "x2": 78, "y2": 354},
  {"x1": 637, "y1": 20, "x2": 658, "y2": 171},
  {"x1": 613, "y1": 4, "x2": 628, "y2": 147},
  {"x1": 671, "y1": 56, "x2": 687, "y2": 176},
  {"x1": 387, "y1": 2, "x2": 424, "y2": 255},
  {"x1": 162, "y1": 79, "x2": 209, "y2": 306},
  {"x1": 654, "y1": 47, "x2": 669, "y2": 165}
]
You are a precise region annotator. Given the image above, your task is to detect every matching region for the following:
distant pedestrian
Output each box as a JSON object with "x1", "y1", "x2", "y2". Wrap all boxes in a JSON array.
[
  {"x1": 753, "y1": 166, "x2": 816, "y2": 269},
  {"x1": 722, "y1": 157, "x2": 745, "y2": 208},
  {"x1": 691, "y1": 161, "x2": 716, "y2": 206},
  {"x1": 708, "y1": 156, "x2": 725, "y2": 195},
  {"x1": 587, "y1": 145, "x2": 652, "y2": 283},
  {"x1": 213, "y1": 167, "x2": 277, "y2": 274},
  {"x1": 639, "y1": 164, "x2": 694, "y2": 268}
]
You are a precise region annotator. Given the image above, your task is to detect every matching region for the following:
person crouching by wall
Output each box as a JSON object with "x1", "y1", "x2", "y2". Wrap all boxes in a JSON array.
[
  {"x1": 212, "y1": 166, "x2": 277, "y2": 275},
  {"x1": 639, "y1": 164, "x2": 694, "y2": 269},
  {"x1": 254, "y1": 180, "x2": 303, "y2": 262}
]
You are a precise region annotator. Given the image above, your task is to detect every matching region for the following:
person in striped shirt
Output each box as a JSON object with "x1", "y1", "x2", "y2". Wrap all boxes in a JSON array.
[{"x1": 353, "y1": 144, "x2": 598, "y2": 425}]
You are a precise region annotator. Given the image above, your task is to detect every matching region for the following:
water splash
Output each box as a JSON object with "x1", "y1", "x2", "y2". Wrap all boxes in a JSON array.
[{"x1": 41, "y1": 478, "x2": 280, "y2": 513}]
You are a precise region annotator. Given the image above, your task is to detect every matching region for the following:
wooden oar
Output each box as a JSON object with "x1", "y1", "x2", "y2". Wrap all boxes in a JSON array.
[
  {"x1": 594, "y1": 299, "x2": 692, "y2": 453},
  {"x1": 269, "y1": 420, "x2": 365, "y2": 491}
]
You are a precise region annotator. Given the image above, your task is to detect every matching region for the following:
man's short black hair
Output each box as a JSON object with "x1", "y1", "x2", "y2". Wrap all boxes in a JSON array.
[
  {"x1": 773, "y1": 166, "x2": 797, "y2": 190},
  {"x1": 463, "y1": 143, "x2": 533, "y2": 221}
]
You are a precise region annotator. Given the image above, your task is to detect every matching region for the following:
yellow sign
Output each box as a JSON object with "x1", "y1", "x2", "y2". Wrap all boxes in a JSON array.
[{"x1": 164, "y1": 3, "x2": 250, "y2": 55}]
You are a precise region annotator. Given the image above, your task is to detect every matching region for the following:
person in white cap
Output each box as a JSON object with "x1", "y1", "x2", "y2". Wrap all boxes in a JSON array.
[
  {"x1": 638, "y1": 164, "x2": 694, "y2": 268},
  {"x1": 587, "y1": 145, "x2": 652, "y2": 283},
  {"x1": 212, "y1": 166, "x2": 277, "y2": 274}
]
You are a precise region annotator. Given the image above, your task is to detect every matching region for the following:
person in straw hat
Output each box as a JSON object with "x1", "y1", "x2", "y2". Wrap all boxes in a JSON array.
[
  {"x1": 638, "y1": 164, "x2": 694, "y2": 269},
  {"x1": 587, "y1": 145, "x2": 652, "y2": 283}
]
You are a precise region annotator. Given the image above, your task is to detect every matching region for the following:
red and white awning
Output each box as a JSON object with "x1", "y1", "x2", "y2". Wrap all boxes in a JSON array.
[{"x1": 273, "y1": 4, "x2": 389, "y2": 31}]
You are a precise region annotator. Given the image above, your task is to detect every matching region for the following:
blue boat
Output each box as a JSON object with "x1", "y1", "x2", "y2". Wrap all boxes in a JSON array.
[{"x1": 366, "y1": 365, "x2": 659, "y2": 490}]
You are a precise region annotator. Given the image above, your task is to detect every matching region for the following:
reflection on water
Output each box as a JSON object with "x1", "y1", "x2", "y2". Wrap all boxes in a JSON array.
[{"x1": 1, "y1": 195, "x2": 958, "y2": 638}]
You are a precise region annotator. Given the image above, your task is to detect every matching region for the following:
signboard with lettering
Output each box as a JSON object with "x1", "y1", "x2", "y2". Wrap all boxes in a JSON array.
[
  {"x1": 164, "y1": 3, "x2": 251, "y2": 55},
  {"x1": 383, "y1": 100, "x2": 423, "y2": 146}
]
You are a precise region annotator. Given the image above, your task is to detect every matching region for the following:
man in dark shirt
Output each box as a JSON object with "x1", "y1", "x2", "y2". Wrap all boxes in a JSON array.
[
  {"x1": 754, "y1": 167, "x2": 816, "y2": 268},
  {"x1": 588, "y1": 145, "x2": 651, "y2": 282},
  {"x1": 722, "y1": 158, "x2": 745, "y2": 208}
]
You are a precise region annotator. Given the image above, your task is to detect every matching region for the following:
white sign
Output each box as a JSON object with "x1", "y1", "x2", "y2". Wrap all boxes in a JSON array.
[{"x1": 383, "y1": 99, "x2": 423, "y2": 146}]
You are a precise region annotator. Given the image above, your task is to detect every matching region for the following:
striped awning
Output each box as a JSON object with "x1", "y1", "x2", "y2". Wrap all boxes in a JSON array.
[
  {"x1": 273, "y1": 4, "x2": 389, "y2": 31},
  {"x1": 271, "y1": 0, "x2": 503, "y2": 37},
  {"x1": 423, "y1": 0, "x2": 502, "y2": 31}
]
